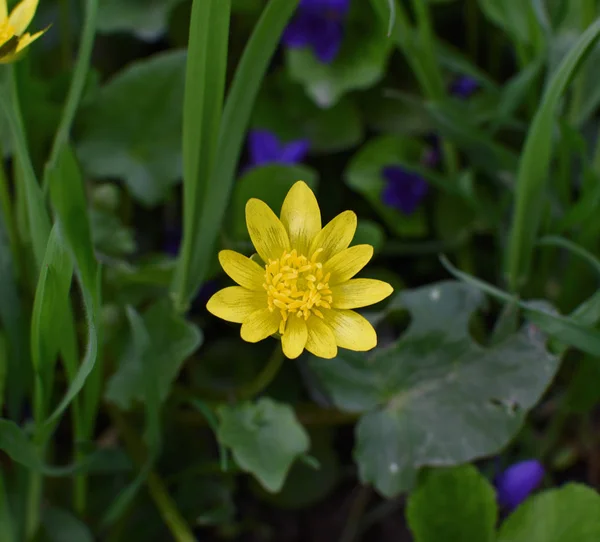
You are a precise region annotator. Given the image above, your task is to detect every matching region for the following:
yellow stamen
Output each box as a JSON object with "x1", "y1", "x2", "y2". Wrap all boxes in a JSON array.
[{"x1": 264, "y1": 248, "x2": 334, "y2": 334}]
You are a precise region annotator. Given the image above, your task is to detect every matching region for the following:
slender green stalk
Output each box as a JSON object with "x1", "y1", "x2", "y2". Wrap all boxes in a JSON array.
[
  {"x1": 58, "y1": 0, "x2": 72, "y2": 69},
  {"x1": 109, "y1": 408, "x2": 196, "y2": 542},
  {"x1": 0, "y1": 469, "x2": 15, "y2": 542},
  {"x1": 45, "y1": 0, "x2": 99, "y2": 178},
  {"x1": 0, "y1": 146, "x2": 20, "y2": 276},
  {"x1": 235, "y1": 345, "x2": 285, "y2": 400}
]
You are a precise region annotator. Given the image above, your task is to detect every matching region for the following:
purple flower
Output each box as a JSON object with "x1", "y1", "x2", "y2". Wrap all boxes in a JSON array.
[
  {"x1": 450, "y1": 76, "x2": 479, "y2": 99},
  {"x1": 381, "y1": 166, "x2": 429, "y2": 215},
  {"x1": 495, "y1": 459, "x2": 545, "y2": 510},
  {"x1": 248, "y1": 130, "x2": 310, "y2": 169},
  {"x1": 283, "y1": 0, "x2": 350, "y2": 63}
]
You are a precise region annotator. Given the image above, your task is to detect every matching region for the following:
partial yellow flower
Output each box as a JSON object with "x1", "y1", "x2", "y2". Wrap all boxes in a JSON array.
[
  {"x1": 207, "y1": 181, "x2": 393, "y2": 359},
  {"x1": 0, "y1": 0, "x2": 46, "y2": 64}
]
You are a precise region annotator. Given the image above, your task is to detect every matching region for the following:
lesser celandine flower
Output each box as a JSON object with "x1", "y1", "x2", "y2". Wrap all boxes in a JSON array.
[
  {"x1": 207, "y1": 181, "x2": 393, "y2": 359},
  {"x1": 0, "y1": 0, "x2": 45, "y2": 63}
]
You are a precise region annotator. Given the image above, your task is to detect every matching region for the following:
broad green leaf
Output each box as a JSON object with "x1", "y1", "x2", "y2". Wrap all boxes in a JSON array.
[
  {"x1": 0, "y1": 419, "x2": 43, "y2": 470},
  {"x1": 228, "y1": 164, "x2": 318, "y2": 240},
  {"x1": 174, "y1": 0, "x2": 298, "y2": 311},
  {"x1": 406, "y1": 465, "x2": 497, "y2": 542},
  {"x1": 97, "y1": 0, "x2": 184, "y2": 41},
  {"x1": 352, "y1": 220, "x2": 385, "y2": 254},
  {"x1": 217, "y1": 398, "x2": 310, "y2": 492},
  {"x1": 497, "y1": 484, "x2": 600, "y2": 542},
  {"x1": 41, "y1": 507, "x2": 94, "y2": 542},
  {"x1": 253, "y1": 73, "x2": 363, "y2": 153},
  {"x1": 309, "y1": 281, "x2": 559, "y2": 496},
  {"x1": 345, "y1": 135, "x2": 432, "y2": 237},
  {"x1": 506, "y1": 19, "x2": 600, "y2": 290},
  {"x1": 105, "y1": 299, "x2": 202, "y2": 409},
  {"x1": 287, "y1": 2, "x2": 392, "y2": 107},
  {"x1": 76, "y1": 51, "x2": 187, "y2": 206}
]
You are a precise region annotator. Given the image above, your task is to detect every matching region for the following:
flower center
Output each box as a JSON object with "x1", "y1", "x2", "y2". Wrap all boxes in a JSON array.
[{"x1": 263, "y1": 248, "x2": 333, "y2": 334}]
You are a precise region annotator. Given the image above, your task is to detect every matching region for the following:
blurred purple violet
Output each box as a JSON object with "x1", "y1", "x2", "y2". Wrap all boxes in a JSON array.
[
  {"x1": 381, "y1": 166, "x2": 429, "y2": 215},
  {"x1": 248, "y1": 129, "x2": 310, "y2": 169},
  {"x1": 495, "y1": 459, "x2": 545, "y2": 510},
  {"x1": 282, "y1": 0, "x2": 351, "y2": 63},
  {"x1": 450, "y1": 75, "x2": 479, "y2": 99}
]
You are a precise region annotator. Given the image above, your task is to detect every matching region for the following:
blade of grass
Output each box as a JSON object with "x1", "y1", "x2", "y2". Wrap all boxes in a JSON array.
[
  {"x1": 505, "y1": 18, "x2": 600, "y2": 291},
  {"x1": 45, "y1": 0, "x2": 99, "y2": 177},
  {"x1": 538, "y1": 235, "x2": 600, "y2": 277},
  {"x1": 173, "y1": 0, "x2": 299, "y2": 311},
  {"x1": 441, "y1": 255, "x2": 600, "y2": 357},
  {"x1": 172, "y1": 0, "x2": 231, "y2": 312}
]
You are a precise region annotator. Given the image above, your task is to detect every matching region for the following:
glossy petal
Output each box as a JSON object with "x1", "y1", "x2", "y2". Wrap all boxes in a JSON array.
[
  {"x1": 218, "y1": 250, "x2": 265, "y2": 291},
  {"x1": 241, "y1": 308, "x2": 281, "y2": 343},
  {"x1": 331, "y1": 279, "x2": 393, "y2": 309},
  {"x1": 248, "y1": 129, "x2": 281, "y2": 167},
  {"x1": 305, "y1": 316, "x2": 337, "y2": 359},
  {"x1": 0, "y1": 28, "x2": 44, "y2": 63},
  {"x1": 496, "y1": 459, "x2": 545, "y2": 510},
  {"x1": 206, "y1": 287, "x2": 266, "y2": 323},
  {"x1": 8, "y1": 0, "x2": 38, "y2": 34},
  {"x1": 309, "y1": 210, "x2": 356, "y2": 262},
  {"x1": 322, "y1": 309, "x2": 377, "y2": 351},
  {"x1": 282, "y1": 316, "x2": 308, "y2": 359},
  {"x1": 280, "y1": 181, "x2": 321, "y2": 255},
  {"x1": 246, "y1": 198, "x2": 291, "y2": 263},
  {"x1": 325, "y1": 244, "x2": 373, "y2": 285},
  {"x1": 279, "y1": 139, "x2": 310, "y2": 164},
  {"x1": 0, "y1": 0, "x2": 7, "y2": 20}
]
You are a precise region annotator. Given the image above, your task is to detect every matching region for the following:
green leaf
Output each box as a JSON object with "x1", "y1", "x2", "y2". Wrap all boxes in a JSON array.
[
  {"x1": 41, "y1": 507, "x2": 94, "y2": 542},
  {"x1": 253, "y1": 73, "x2": 363, "y2": 153},
  {"x1": 228, "y1": 164, "x2": 319, "y2": 240},
  {"x1": 0, "y1": 419, "x2": 44, "y2": 470},
  {"x1": 352, "y1": 220, "x2": 386, "y2": 254},
  {"x1": 506, "y1": 19, "x2": 600, "y2": 290},
  {"x1": 217, "y1": 398, "x2": 310, "y2": 492},
  {"x1": 97, "y1": 0, "x2": 184, "y2": 40},
  {"x1": 76, "y1": 51, "x2": 187, "y2": 206},
  {"x1": 497, "y1": 484, "x2": 600, "y2": 542},
  {"x1": 287, "y1": 2, "x2": 392, "y2": 107},
  {"x1": 105, "y1": 299, "x2": 202, "y2": 409},
  {"x1": 308, "y1": 281, "x2": 559, "y2": 496},
  {"x1": 406, "y1": 465, "x2": 497, "y2": 542},
  {"x1": 174, "y1": 0, "x2": 298, "y2": 311},
  {"x1": 345, "y1": 134, "x2": 431, "y2": 237},
  {"x1": 477, "y1": 0, "x2": 536, "y2": 43}
]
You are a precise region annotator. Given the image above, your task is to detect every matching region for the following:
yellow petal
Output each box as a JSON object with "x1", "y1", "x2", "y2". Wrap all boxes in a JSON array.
[
  {"x1": 0, "y1": 28, "x2": 44, "y2": 63},
  {"x1": 309, "y1": 210, "x2": 356, "y2": 262},
  {"x1": 241, "y1": 308, "x2": 281, "y2": 343},
  {"x1": 206, "y1": 287, "x2": 266, "y2": 323},
  {"x1": 325, "y1": 244, "x2": 373, "y2": 285},
  {"x1": 280, "y1": 181, "x2": 321, "y2": 255},
  {"x1": 305, "y1": 316, "x2": 337, "y2": 359},
  {"x1": 0, "y1": 0, "x2": 7, "y2": 21},
  {"x1": 218, "y1": 250, "x2": 265, "y2": 291},
  {"x1": 322, "y1": 309, "x2": 377, "y2": 351},
  {"x1": 281, "y1": 316, "x2": 308, "y2": 359},
  {"x1": 8, "y1": 0, "x2": 39, "y2": 35},
  {"x1": 246, "y1": 198, "x2": 290, "y2": 263},
  {"x1": 331, "y1": 279, "x2": 393, "y2": 309}
]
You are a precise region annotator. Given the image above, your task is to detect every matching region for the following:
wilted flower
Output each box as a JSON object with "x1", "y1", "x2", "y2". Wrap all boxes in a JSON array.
[
  {"x1": 381, "y1": 166, "x2": 429, "y2": 215},
  {"x1": 0, "y1": 0, "x2": 46, "y2": 63},
  {"x1": 495, "y1": 459, "x2": 545, "y2": 510},
  {"x1": 283, "y1": 0, "x2": 350, "y2": 64},
  {"x1": 207, "y1": 181, "x2": 393, "y2": 359},
  {"x1": 248, "y1": 129, "x2": 310, "y2": 169},
  {"x1": 450, "y1": 75, "x2": 479, "y2": 99}
]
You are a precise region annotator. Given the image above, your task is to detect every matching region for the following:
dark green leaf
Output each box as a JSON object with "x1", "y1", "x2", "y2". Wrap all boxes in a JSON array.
[
  {"x1": 76, "y1": 51, "x2": 187, "y2": 206},
  {"x1": 41, "y1": 507, "x2": 94, "y2": 542},
  {"x1": 497, "y1": 484, "x2": 600, "y2": 542},
  {"x1": 309, "y1": 282, "x2": 559, "y2": 496},
  {"x1": 217, "y1": 398, "x2": 310, "y2": 492},
  {"x1": 406, "y1": 465, "x2": 497, "y2": 542}
]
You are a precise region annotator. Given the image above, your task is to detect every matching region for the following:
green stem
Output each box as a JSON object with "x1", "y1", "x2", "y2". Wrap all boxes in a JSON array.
[
  {"x1": 0, "y1": 470, "x2": 15, "y2": 542},
  {"x1": 0, "y1": 145, "x2": 20, "y2": 276},
  {"x1": 45, "y1": 0, "x2": 99, "y2": 179},
  {"x1": 58, "y1": 0, "x2": 72, "y2": 69},
  {"x1": 109, "y1": 408, "x2": 196, "y2": 542},
  {"x1": 235, "y1": 344, "x2": 285, "y2": 400}
]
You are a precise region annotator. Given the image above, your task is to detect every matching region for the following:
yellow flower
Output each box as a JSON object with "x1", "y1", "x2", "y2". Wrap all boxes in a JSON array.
[
  {"x1": 207, "y1": 181, "x2": 393, "y2": 359},
  {"x1": 0, "y1": 0, "x2": 46, "y2": 64}
]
